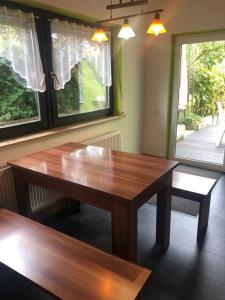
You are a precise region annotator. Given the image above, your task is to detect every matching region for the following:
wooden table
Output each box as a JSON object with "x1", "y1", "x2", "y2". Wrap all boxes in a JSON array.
[
  {"x1": 0, "y1": 209, "x2": 150, "y2": 300},
  {"x1": 8, "y1": 143, "x2": 178, "y2": 262}
]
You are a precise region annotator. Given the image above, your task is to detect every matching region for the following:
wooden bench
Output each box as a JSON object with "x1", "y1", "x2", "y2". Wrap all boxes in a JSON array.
[
  {"x1": 172, "y1": 172, "x2": 217, "y2": 241},
  {"x1": 0, "y1": 209, "x2": 151, "y2": 300}
]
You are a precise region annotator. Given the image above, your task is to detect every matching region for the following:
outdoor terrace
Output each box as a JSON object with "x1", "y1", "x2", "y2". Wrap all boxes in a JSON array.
[{"x1": 176, "y1": 125, "x2": 225, "y2": 165}]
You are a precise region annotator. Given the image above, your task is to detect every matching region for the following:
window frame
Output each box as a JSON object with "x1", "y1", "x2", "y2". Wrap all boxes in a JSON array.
[
  {"x1": 0, "y1": 1, "x2": 114, "y2": 139},
  {"x1": 0, "y1": 1, "x2": 49, "y2": 140},
  {"x1": 43, "y1": 10, "x2": 113, "y2": 128}
]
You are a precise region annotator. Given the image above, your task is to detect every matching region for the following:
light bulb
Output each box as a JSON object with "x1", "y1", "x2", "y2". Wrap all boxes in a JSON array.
[
  {"x1": 147, "y1": 13, "x2": 166, "y2": 36},
  {"x1": 118, "y1": 18, "x2": 135, "y2": 40},
  {"x1": 92, "y1": 28, "x2": 108, "y2": 43}
]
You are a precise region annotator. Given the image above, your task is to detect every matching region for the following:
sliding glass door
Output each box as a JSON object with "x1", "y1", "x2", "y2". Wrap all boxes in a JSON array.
[{"x1": 170, "y1": 31, "x2": 225, "y2": 171}]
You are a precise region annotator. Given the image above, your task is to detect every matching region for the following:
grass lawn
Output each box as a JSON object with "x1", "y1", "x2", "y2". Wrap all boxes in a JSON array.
[
  {"x1": 56, "y1": 60, "x2": 107, "y2": 116},
  {"x1": 80, "y1": 60, "x2": 106, "y2": 113}
]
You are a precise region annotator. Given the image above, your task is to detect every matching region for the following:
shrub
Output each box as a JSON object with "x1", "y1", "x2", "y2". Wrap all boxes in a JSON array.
[{"x1": 178, "y1": 111, "x2": 202, "y2": 126}]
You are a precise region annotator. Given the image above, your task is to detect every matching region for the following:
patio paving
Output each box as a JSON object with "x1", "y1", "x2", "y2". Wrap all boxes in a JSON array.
[{"x1": 176, "y1": 125, "x2": 225, "y2": 165}]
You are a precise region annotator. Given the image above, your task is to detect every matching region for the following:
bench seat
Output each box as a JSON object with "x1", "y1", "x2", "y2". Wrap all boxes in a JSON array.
[
  {"x1": 0, "y1": 209, "x2": 150, "y2": 300},
  {"x1": 172, "y1": 172, "x2": 217, "y2": 241}
]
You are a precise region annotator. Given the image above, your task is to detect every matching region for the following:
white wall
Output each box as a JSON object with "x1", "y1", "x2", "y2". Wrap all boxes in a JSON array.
[
  {"x1": 143, "y1": 0, "x2": 225, "y2": 157},
  {"x1": 0, "y1": 0, "x2": 145, "y2": 166}
]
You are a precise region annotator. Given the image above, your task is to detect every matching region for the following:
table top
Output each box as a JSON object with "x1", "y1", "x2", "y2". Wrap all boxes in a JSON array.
[
  {"x1": 0, "y1": 209, "x2": 150, "y2": 300},
  {"x1": 9, "y1": 143, "x2": 178, "y2": 201}
]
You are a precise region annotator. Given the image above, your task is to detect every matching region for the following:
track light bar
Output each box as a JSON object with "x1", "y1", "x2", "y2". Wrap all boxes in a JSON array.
[
  {"x1": 96, "y1": 8, "x2": 164, "y2": 24},
  {"x1": 106, "y1": 0, "x2": 148, "y2": 10}
]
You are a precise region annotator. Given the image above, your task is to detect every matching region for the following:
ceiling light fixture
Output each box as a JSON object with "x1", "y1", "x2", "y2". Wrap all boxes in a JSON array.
[
  {"x1": 146, "y1": 12, "x2": 166, "y2": 36},
  {"x1": 92, "y1": 28, "x2": 108, "y2": 43},
  {"x1": 118, "y1": 18, "x2": 135, "y2": 39},
  {"x1": 92, "y1": 0, "x2": 166, "y2": 42}
]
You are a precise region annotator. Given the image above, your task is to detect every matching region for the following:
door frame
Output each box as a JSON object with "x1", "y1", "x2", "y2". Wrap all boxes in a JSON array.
[{"x1": 169, "y1": 30, "x2": 225, "y2": 172}]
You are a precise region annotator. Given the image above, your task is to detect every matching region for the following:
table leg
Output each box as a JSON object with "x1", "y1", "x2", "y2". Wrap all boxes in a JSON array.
[
  {"x1": 12, "y1": 168, "x2": 32, "y2": 218},
  {"x1": 156, "y1": 172, "x2": 172, "y2": 252},
  {"x1": 112, "y1": 203, "x2": 137, "y2": 262}
]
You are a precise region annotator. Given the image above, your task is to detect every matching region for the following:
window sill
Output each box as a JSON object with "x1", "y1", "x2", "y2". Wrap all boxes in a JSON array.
[{"x1": 0, "y1": 115, "x2": 124, "y2": 149}]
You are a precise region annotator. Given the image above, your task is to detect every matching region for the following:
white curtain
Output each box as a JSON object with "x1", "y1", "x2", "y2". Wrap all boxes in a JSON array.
[
  {"x1": 0, "y1": 6, "x2": 46, "y2": 92},
  {"x1": 51, "y1": 19, "x2": 112, "y2": 90}
]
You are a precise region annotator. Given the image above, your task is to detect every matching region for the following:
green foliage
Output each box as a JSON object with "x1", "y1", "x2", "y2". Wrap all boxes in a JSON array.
[
  {"x1": 56, "y1": 60, "x2": 106, "y2": 115},
  {"x1": 0, "y1": 57, "x2": 106, "y2": 126},
  {"x1": 186, "y1": 41, "x2": 225, "y2": 117},
  {"x1": 0, "y1": 58, "x2": 38, "y2": 125},
  {"x1": 56, "y1": 66, "x2": 80, "y2": 115},
  {"x1": 178, "y1": 110, "x2": 202, "y2": 126},
  {"x1": 80, "y1": 60, "x2": 106, "y2": 112}
]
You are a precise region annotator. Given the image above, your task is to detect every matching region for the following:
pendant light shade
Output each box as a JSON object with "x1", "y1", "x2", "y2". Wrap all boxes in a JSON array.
[
  {"x1": 92, "y1": 28, "x2": 108, "y2": 43},
  {"x1": 147, "y1": 12, "x2": 166, "y2": 36},
  {"x1": 94, "y1": 2, "x2": 167, "y2": 41},
  {"x1": 118, "y1": 18, "x2": 135, "y2": 39}
]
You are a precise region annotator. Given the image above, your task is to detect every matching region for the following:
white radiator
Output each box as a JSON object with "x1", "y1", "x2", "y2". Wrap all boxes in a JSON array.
[
  {"x1": 0, "y1": 131, "x2": 121, "y2": 213},
  {"x1": 0, "y1": 166, "x2": 61, "y2": 213},
  {"x1": 81, "y1": 130, "x2": 121, "y2": 150}
]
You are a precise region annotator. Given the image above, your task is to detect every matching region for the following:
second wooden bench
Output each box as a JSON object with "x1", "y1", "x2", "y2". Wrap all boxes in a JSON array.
[
  {"x1": 0, "y1": 209, "x2": 150, "y2": 300},
  {"x1": 172, "y1": 172, "x2": 217, "y2": 241}
]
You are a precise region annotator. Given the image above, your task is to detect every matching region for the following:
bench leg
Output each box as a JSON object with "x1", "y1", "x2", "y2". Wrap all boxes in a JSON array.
[{"x1": 197, "y1": 194, "x2": 211, "y2": 242}]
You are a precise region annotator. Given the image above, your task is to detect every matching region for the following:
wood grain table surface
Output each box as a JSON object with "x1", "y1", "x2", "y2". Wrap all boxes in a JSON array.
[
  {"x1": 8, "y1": 143, "x2": 179, "y2": 262},
  {"x1": 0, "y1": 209, "x2": 151, "y2": 300}
]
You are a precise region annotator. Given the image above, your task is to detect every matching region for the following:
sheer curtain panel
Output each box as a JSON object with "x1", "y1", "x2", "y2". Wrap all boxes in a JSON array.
[
  {"x1": 0, "y1": 6, "x2": 46, "y2": 92},
  {"x1": 51, "y1": 19, "x2": 112, "y2": 90}
]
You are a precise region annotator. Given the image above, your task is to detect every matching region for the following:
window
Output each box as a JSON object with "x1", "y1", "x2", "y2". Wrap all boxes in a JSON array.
[
  {"x1": 50, "y1": 18, "x2": 112, "y2": 126},
  {"x1": 0, "y1": 2, "x2": 113, "y2": 140},
  {"x1": 0, "y1": 4, "x2": 48, "y2": 139}
]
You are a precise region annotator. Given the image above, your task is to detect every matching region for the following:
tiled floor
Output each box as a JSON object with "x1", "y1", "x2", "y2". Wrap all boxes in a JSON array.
[{"x1": 1, "y1": 175, "x2": 225, "y2": 299}]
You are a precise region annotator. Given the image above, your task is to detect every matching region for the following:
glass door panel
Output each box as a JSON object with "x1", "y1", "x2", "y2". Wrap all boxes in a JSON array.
[{"x1": 170, "y1": 32, "x2": 225, "y2": 170}]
